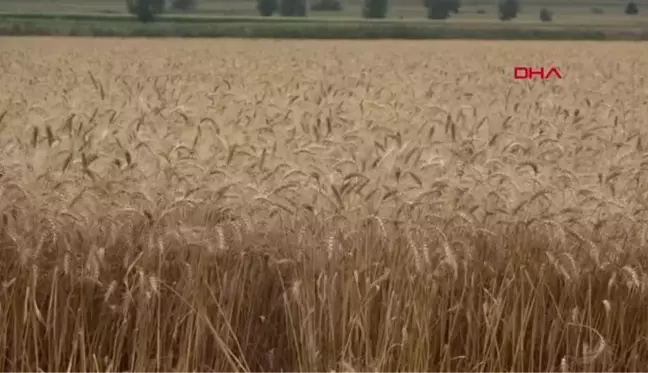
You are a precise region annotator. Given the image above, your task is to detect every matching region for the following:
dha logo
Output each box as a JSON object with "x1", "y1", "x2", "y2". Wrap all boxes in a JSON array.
[{"x1": 514, "y1": 66, "x2": 563, "y2": 80}]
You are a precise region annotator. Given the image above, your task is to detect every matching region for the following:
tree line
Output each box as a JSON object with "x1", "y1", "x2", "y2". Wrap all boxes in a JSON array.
[{"x1": 127, "y1": 0, "x2": 640, "y2": 23}]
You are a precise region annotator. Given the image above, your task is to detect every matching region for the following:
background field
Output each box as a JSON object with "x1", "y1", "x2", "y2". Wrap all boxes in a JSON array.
[
  {"x1": 2, "y1": 0, "x2": 648, "y2": 19},
  {"x1": 1, "y1": 37, "x2": 648, "y2": 371},
  {"x1": 0, "y1": 0, "x2": 647, "y2": 38}
]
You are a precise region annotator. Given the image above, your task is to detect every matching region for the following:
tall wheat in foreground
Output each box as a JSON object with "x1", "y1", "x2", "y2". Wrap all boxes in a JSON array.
[{"x1": 0, "y1": 38, "x2": 648, "y2": 371}]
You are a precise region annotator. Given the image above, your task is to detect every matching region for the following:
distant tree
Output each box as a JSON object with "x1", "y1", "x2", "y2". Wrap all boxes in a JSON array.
[
  {"x1": 363, "y1": 0, "x2": 388, "y2": 18},
  {"x1": 498, "y1": 0, "x2": 519, "y2": 20},
  {"x1": 446, "y1": 0, "x2": 460, "y2": 13},
  {"x1": 427, "y1": 1, "x2": 449, "y2": 18},
  {"x1": 625, "y1": 1, "x2": 639, "y2": 14},
  {"x1": 539, "y1": 7, "x2": 552, "y2": 21},
  {"x1": 137, "y1": 1, "x2": 155, "y2": 22},
  {"x1": 280, "y1": 0, "x2": 307, "y2": 16},
  {"x1": 311, "y1": 0, "x2": 342, "y2": 11},
  {"x1": 257, "y1": 0, "x2": 278, "y2": 15},
  {"x1": 126, "y1": 0, "x2": 136, "y2": 13},
  {"x1": 424, "y1": 0, "x2": 459, "y2": 12},
  {"x1": 170, "y1": 0, "x2": 197, "y2": 11},
  {"x1": 425, "y1": 0, "x2": 460, "y2": 19},
  {"x1": 126, "y1": 0, "x2": 164, "y2": 18},
  {"x1": 151, "y1": 0, "x2": 165, "y2": 13},
  {"x1": 126, "y1": 0, "x2": 155, "y2": 22}
]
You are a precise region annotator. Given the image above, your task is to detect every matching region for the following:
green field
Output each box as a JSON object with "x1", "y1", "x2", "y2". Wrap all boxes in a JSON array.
[
  {"x1": 2, "y1": 0, "x2": 648, "y2": 18},
  {"x1": 0, "y1": 1, "x2": 646, "y2": 43}
]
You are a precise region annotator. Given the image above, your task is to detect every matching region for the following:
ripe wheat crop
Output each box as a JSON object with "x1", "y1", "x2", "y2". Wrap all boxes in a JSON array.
[{"x1": 0, "y1": 37, "x2": 648, "y2": 371}]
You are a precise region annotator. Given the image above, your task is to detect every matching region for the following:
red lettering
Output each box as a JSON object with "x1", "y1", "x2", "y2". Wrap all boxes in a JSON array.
[
  {"x1": 528, "y1": 67, "x2": 545, "y2": 79},
  {"x1": 545, "y1": 67, "x2": 562, "y2": 79},
  {"x1": 514, "y1": 67, "x2": 528, "y2": 79},
  {"x1": 513, "y1": 66, "x2": 562, "y2": 80}
]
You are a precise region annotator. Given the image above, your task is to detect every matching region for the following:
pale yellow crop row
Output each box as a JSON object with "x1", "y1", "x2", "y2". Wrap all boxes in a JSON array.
[{"x1": 0, "y1": 38, "x2": 647, "y2": 371}]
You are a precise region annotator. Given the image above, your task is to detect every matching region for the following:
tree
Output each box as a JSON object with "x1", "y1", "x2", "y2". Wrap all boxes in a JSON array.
[
  {"x1": 362, "y1": 0, "x2": 388, "y2": 18},
  {"x1": 136, "y1": 1, "x2": 155, "y2": 22},
  {"x1": 625, "y1": 1, "x2": 639, "y2": 14},
  {"x1": 257, "y1": 0, "x2": 278, "y2": 16},
  {"x1": 425, "y1": 0, "x2": 460, "y2": 19},
  {"x1": 446, "y1": 0, "x2": 460, "y2": 13},
  {"x1": 126, "y1": 0, "x2": 136, "y2": 13},
  {"x1": 311, "y1": 0, "x2": 342, "y2": 11},
  {"x1": 498, "y1": 0, "x2": 519, "y2": 20},
  {"x1": 151, "y1": 0, "x2": 165, "y2": 13},
  {"x1": 539, "y1": 7, "x2": 552, "y2": 21},
  {"x1": 427, "y1": 1, "x2": 450, "y2": 19},
  {"x1": 424, "y1": 0, "x2": 459, "y2": 12},
  {"x1": 280, "y1": 0, "x2": 307, "y2": 16},
  {"x1": 126, "y1": 0, "x2": 164, "y2": 20},
  {"x1": 170, "y1": 0, "x2": 198, "y2": 11}
]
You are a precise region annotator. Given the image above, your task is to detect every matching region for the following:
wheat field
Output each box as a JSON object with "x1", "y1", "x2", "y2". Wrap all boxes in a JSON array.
[{"x1": 1, "y1": 38, "x2": 648, "y2": 371}]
